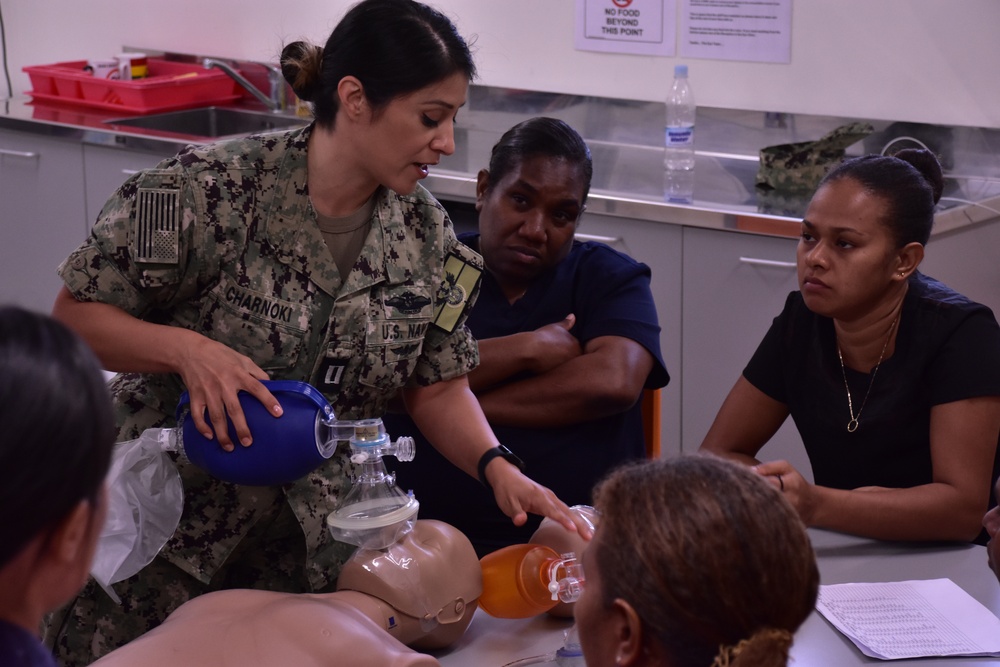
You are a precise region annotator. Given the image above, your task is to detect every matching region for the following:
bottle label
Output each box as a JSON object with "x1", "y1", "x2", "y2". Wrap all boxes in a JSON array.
[{"x1": 666, "y1": 125, "x2": 694, "y2": 147}]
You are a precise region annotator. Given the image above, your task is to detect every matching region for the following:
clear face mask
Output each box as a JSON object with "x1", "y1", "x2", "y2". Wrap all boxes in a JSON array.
[{"x1": 324, "y1": 417, "x2": 419, "y2": 550}]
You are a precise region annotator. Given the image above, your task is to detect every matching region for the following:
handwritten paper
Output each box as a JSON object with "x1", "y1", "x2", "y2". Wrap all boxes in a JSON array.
[{"x1": 817, "y1": 579, "x2": 1000, "y2": 660}]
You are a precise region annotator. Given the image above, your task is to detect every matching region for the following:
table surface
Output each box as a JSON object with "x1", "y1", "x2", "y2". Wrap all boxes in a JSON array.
[{"x1": 431, "y1": 529, "x2": 1000, "y2": 667}]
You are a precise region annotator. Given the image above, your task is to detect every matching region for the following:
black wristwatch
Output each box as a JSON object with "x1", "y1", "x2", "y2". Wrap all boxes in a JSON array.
[{"x1": 477, "y1": 445, "x2": 526, "y2": 490}]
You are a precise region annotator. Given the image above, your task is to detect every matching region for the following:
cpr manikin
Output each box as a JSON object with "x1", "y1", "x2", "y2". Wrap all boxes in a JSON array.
[
  {"x1": 329, "y1": 419, "x2": 482, "y2": 648},
  {"x1": 93, "y1": 419, "x2": 482, "y2": 667},
  {"x1": 91, "y1": 520, "x2": 481, "y2": 667},
  {"x1": 336, "y1": 519, "x2": 481, "y2": 649}
]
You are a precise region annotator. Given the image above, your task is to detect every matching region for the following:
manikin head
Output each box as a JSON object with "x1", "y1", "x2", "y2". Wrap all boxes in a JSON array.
[{"x1": 337, "y1": 519, "x2": 483, "y2": 649}]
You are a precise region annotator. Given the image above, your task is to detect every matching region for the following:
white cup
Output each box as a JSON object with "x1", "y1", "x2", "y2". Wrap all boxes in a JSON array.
[
  {"x1": 83, "y1": 59, "x2": 119, "y2": 79},
  {"x1": 115, "y1": 53, "x2": 148, "y2": 81}
]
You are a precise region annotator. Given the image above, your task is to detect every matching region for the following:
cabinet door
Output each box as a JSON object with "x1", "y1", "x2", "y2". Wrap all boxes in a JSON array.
[
  {"x1": 681, "y1": 226, "x2": 813, "y2": 480},
  {"x1": 0, "y1": 129, "x2": 86, "y2": 313},
  {"x1": 577, "y1": 213, "x2": 683, "y2": 458},
  {"x1": 920, "y1": 219, "x2": 1000, "y2": 319},
  {"x1": 84, "y1": 144, "x2": 173, "y2": 226}
]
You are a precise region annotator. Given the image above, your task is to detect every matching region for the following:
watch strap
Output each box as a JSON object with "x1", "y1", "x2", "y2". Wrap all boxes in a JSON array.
[{"x1": 477, "y1": 445, "x2": 526, "y2": 490}]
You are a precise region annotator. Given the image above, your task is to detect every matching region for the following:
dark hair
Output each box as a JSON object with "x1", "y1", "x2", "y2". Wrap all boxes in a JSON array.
[
  {"x1": 484, "y1": 116, "x2": 594, "y2": 202},
  {"x1": 280, "y1": 0, "x2": 476, "y2": 129},
  {"x1": 819, "y1": 148, "x2": 944, "y2": 247},
  {"x1": 0, "y1": 306, "x2": 115, "y2": 568},
  {"x1": 592, "y1": 455, "x2": 818, "y2": 667}
]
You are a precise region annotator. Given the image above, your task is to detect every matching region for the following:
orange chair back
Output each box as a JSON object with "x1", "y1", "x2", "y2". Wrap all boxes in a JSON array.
[{"x1": 641, "y1": 388, "x2": 662, "y2": 458}]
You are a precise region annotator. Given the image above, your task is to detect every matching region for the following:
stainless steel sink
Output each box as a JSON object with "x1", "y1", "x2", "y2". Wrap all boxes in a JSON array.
[{"x1": 104, "y1": 107, "x2": 308, "y2": 139}]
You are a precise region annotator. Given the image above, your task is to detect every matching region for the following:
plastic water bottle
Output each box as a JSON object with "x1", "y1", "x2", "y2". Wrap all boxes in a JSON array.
[{"x1": 664, "y1": 64, "x2": 695, "y2": 203}]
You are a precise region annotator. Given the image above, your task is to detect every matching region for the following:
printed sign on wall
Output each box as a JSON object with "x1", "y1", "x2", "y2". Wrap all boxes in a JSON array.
[
  {"x1": 680, "y1": 0, "x2": 792, "y2": 63},
  {"x1": 575, "y1": 0, "x2": 677, "y2": 56}
]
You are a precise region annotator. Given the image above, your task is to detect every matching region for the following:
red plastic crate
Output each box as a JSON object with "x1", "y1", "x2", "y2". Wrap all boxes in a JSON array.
[{"x1": 24, "y1": 58, "x2": 241, "y2": 114}]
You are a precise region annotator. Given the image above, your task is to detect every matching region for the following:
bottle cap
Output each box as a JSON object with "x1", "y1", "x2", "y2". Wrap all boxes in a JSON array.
[{"x1": 674, "y1": 64, "x2": 688, "y2": 78}]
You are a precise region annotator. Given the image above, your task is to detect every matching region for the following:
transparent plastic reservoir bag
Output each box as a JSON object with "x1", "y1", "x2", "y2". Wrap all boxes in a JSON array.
[{"x1": 90, "y1": 428, "x2": 184, "y2": 602}]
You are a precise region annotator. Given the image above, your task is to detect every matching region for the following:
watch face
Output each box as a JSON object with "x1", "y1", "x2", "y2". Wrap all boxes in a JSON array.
[{"x1": 498, "y1": 446, "x2": 524, "y2": 468}]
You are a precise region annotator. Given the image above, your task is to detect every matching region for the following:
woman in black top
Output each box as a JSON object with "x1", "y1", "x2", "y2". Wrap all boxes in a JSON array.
[{"x1": 701, "y1": 149, "x2": 1000, "y2": 543}]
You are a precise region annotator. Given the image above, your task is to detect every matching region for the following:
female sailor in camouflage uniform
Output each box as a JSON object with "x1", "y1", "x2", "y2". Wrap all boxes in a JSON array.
[{"x1": 48, "y1": 1, "x2": 586, "y2": 663}]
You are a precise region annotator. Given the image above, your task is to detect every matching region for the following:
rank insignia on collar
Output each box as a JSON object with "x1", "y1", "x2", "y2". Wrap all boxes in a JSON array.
[{"x1": 432, "y1": 252, "x2": 482, "y2": 333}]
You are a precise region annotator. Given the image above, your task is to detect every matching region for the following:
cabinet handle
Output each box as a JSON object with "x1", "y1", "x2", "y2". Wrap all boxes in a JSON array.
[
  {"x1": 575, "y1": 233, "x2": 620, "y2": 244},
  {"x1": 0, "y1": 148, "x2": 39, "y2": 159},
  {"x1": 739, "y1": 256, "x2": 796, "y2": 269}
]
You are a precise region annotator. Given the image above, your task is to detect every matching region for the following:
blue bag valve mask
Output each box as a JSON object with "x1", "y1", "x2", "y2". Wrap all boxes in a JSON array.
[
  {"x1": 92, "y1": 380, "x2": 420, "y2": 602},
  {"x1": 176, "y1": 380, "x2": 339, "y2": 487}
]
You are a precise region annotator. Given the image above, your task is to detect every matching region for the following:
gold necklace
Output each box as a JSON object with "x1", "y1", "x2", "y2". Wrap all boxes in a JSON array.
[{"x1": 836, "y1": 313, "x2": 899, "y2": 433}]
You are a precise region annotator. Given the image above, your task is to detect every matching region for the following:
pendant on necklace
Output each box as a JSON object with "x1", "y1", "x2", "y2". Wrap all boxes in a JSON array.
[{"x1": 837, "y1": 311, "x2": 901, "y2": 435}]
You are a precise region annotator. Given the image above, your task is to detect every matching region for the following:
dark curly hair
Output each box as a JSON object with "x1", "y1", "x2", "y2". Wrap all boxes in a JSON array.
[{"x1": 591, "y1": 455, "x2": 819, "y2": 667}]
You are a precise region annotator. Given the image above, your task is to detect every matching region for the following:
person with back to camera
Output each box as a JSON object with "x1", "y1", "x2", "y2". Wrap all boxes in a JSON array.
[
  {"x1": 47, "y1": 1, "x2": 589, "y2": 663},
  {"x1": 0, "y1": 306, "x2": 115, "y2": 667},
  {"x1": 573, "y1": 454, "x2": 819, "y2": 667},
  {"x1": 700, "y1": 149, "x2": 1000, "y2": 544},
  {"x1": 385, "y1": 116, "x2": 669, "y2": 555}
]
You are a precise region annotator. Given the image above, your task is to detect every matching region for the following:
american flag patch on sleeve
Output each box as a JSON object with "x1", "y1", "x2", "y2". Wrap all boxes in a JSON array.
[{"x1": 133, "y1": 187, "x2": 180, "y2": 264}]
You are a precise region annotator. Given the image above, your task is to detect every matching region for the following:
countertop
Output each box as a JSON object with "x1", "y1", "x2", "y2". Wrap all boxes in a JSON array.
[{"x1": 4, "y1": 83, "x2": 1000, "y2": 238}]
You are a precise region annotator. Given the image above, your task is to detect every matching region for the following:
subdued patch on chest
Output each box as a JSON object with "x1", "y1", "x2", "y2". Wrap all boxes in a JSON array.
[{"x1": 384, "y1": 290, "x2": 432, "y2": 315}]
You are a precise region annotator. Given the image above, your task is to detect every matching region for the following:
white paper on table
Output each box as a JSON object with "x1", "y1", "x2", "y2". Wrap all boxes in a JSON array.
[{"x1": 816, "y1": 578, "x2": 1000, "y2": 660}]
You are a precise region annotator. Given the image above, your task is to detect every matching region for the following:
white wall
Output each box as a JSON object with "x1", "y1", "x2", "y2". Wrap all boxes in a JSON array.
[{"x1": 5, "y1": 0, "x2": 1000, "y2": 128}]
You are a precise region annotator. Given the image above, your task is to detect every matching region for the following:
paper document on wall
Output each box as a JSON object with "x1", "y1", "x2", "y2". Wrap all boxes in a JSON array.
[
  {"x1": 680, "y1": 0, "x2": 791, "y2": 63},
  {"x1": 817, "y1": 578, "x2": 1000, "y2": 660}
]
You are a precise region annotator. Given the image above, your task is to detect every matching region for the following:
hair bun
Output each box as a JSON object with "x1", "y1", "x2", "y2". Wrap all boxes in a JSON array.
[
  {"x1": 893, "y1": 148, "x2": 944, "y2": 205},
  {"x1": 712, "y1": 628, "x2": 793, "y2": 667},
  {"x1": 280, "y1": 40, "x2": 324, "y2": 103}
]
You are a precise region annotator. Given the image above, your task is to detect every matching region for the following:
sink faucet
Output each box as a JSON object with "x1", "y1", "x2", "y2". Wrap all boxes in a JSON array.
[{"x1": 203, "y1": 58, "x2": 286, "y2": 112}]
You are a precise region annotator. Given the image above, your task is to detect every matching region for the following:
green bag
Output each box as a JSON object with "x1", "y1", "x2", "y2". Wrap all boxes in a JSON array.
[{"x1": 756, "y1": 121, "x2": 875, "y2": 193}]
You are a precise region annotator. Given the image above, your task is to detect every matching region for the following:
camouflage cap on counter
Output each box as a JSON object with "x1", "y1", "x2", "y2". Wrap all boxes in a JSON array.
[{"x1": 756, "y1": 121, "x2": 875, "y2": 193}]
